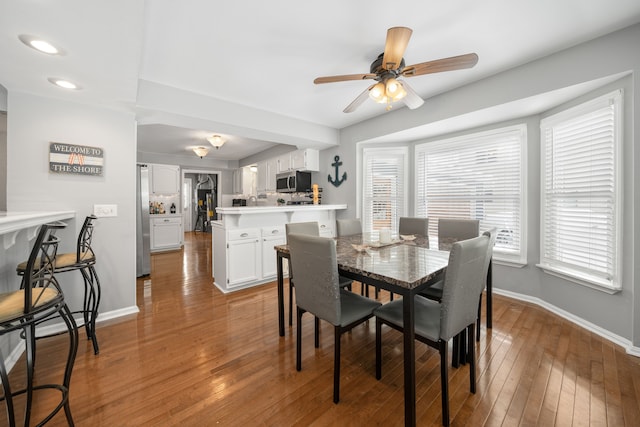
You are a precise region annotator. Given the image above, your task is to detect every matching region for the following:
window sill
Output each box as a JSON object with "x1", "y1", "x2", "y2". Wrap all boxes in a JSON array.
[
  {"x1": 536, "y1": 263, "x2": 621, "y2": 294},
  {"x1": 493, "y1": 258, "x2": 527, "y2": 268}
]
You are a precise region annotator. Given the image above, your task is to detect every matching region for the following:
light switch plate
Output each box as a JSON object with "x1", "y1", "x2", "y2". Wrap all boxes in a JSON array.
[{"x1": 94, "y1": 204, "x2": 117, "y2": 217}]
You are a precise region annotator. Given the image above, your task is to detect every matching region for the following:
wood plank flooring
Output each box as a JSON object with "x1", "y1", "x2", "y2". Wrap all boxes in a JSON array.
[{"x1": 7, "y1": 231, "x2": 640, "y2": 426}]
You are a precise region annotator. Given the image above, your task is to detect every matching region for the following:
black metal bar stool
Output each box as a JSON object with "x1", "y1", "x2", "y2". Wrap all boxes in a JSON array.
[
  {"x1": 0, "y1": 222, "x2": 79, "y2": 426},
  {"x1": 17, "y1": 215, "x2": 101, "y2": 355}
]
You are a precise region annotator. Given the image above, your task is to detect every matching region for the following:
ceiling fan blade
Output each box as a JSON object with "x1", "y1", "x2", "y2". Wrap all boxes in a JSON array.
[
  {"x1": 399, "y1": 80, "x2": 424, "y2": 110},
  {"x1": 343, "y1": 84, "x2": 375, "y2": 113},
  {"x1": 381, "y1": 27, "x2": 412, "y2": 71},
  {"x1": 402, "y1": 53, "x2": 479, "y2": 77},
  {"x1": 314, "y1": 73, "x2": 376, "y2": 84}
]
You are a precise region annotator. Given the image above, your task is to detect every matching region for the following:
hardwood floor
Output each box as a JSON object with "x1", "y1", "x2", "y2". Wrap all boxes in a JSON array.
[{"x1": 7, "y1": 232, "x2": 640, "y2": 426}]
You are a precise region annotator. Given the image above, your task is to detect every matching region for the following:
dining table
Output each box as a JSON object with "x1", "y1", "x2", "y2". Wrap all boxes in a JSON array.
[{"x1": 275, "y1": 234, "x2": 450, "y2": 426}]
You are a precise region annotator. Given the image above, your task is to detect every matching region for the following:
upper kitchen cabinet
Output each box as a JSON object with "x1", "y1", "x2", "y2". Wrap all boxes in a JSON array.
[
  {"x1": 150, "y1": 164, "x2": 180, "y2": 194},
  {"x1": 256, "y1": 158, "x2": 278, "y2": 192},
  {"x1": 277, "y1": 148, "x2": 319, "y2": 173},
  {"x1": 233, "y1": 167, "x2": 256, "y2": 195}
]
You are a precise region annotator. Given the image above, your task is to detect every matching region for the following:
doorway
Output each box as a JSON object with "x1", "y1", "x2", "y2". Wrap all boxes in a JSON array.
[{"x1": 182, "y1": 169, "x2": 221, "y2": 232}]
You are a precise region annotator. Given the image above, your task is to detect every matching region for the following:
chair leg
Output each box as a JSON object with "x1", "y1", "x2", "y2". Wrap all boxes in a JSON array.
[
  {"x1": 333, "y1": 326, "x2": 341, "y2": 404},
  {"x1": 452, "y1": 334, "x2": 459, "y2": 368},
  {"x1": 60, "y1": 303, "x2": 79, "y2": 426},
  {"x1": 296, "y1": 308, "x2": 303, "y2": 371},
  {"x1": 89, "y1": 265, "x2": 101, "y2": 354},
  {"x1": 375, "y1": 318, "x2": 382, "y2": 380},
  {"x1": 476, "y1": 293, "x2": 482, "y2": 342},
  {"x1": 289, "y1": 280, "x2": 294, "y2": 327},
  {"x1": 314, "y1": 316, "x2": 320, "y2": 348},
  {"x1": 468, "y1": 324, "x2": 476, "y2": 394},
  {"x1": 24, "y1": 323, "x2": 36, "y2": 427},
  {"x1": 0, "y1": 349, "x2": 16, "y2": 426},
  {"x1": 440, "y1": 340, "x2": 450, "y2": 426}
]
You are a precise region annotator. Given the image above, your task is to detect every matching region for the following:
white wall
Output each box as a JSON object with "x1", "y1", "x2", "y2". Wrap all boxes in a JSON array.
[
  {"x1": 323, "y1": 23, "x2": 639, "y2": 351},
  {"x1": 6, "y1": 92, "x2": 138, "y2": 319}
]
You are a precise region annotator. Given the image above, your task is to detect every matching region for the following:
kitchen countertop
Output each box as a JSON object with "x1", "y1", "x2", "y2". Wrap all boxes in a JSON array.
[
  {"x1": 216, "y1": 204, "x2": 347, "y2": 215},
  {"x1": 0, "y1": 211, "x2": 76, "y2": 235}
]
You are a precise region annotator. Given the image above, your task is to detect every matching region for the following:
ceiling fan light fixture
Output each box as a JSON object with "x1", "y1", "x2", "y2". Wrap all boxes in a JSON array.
[
  {"x1": 193, "y1": 146, "x2": 209, "y2": 158},
  {"x1": 207, "y1": 135, "x2": 225, "y2": 149},
  {"x1": 369, "y1": 82, "x2": 387, "y2": 103},
  {"x1": 386, "y1": 78, "x2": 406, "y2": 101}
]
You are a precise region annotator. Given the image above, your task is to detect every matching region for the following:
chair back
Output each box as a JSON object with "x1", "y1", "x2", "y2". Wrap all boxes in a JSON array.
[
  {"x1": 285, "y1": 221, "x2": 319, "y2": 243},
  {"x1": 22, "y1": 222, "x2": 66, "y2": 314},
  {"x1": 77, "y1": 215, "x2": 98, "y2": 263},
  {"x1": 287, "y1": 233, "x2": 341, "y2": 325},
  {"x1": 399, "y1": 217, "x2": 429, "y2": 238},
  {"x1": 336, "y1": 219, "x2": 361, "y2": 237},
  {"x1": 482, "y1": 229, "x2": 497, "y2": 277},
  {"x1": 439, "y1": 234, "x2": 489, "y2": 340},
  {"x1": 438, "y1": 218, "x2": 480, "y2": 251}
]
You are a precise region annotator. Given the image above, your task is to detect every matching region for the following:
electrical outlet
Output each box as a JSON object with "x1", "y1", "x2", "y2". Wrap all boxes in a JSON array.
[{"x1": 94, "y1": 204, "x2": 117, "y2": 217}]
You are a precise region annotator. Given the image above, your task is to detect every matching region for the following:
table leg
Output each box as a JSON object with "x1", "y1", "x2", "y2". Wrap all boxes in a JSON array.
[
  {"x1": 402, "y1": 294, "x2": 417, "y2": 426},
  {"x1": 487, "y1": 260, "x2": 493, "y2": 329},
  {"x1": 277, "y1": 252, "x2": 285, "y2": 337}
]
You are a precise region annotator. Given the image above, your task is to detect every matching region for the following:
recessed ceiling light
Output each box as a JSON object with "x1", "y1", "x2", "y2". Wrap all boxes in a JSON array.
[
  {"x1": 18, "y1": 34, "x2": 63, "y2": 55},
  {"x1": 48, "y1": 77, "x2": 81, "y2": 90}
]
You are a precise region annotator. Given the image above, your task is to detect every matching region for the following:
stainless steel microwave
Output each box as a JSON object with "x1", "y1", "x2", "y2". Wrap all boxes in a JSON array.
[{"x1": 276, "y1": 170, "x2": 312, "y2": 193}]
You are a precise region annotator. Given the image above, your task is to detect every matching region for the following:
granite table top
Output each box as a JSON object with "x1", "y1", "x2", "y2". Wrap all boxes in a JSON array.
[{"x1": 275, "y1": 234, "x2": 450, "y2": 291}]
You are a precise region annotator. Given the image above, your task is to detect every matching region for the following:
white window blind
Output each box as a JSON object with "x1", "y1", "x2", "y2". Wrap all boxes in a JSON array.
[
  {"x1": 540, "y1": 90, "x2": 621, "y2": 291},
  {"x1": 415, "y1": 125, "x2": 525, "y2": 264},
  {"x1": 362, "y1": 147, "x2": 408, "y2": 234}
]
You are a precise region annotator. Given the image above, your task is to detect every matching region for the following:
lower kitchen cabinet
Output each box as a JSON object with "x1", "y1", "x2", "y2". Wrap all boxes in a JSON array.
[
  {"x1": 261, "y1": 226, "x2": 286, "y2": 278},
  {"x1": 151, "y1": 216, "x2": 183, "y2": 252},
  {"x1": 227, "y1": 228, "x2": 261, "y2": 288}
]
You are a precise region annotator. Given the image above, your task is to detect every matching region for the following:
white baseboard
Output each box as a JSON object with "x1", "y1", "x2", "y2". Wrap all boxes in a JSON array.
[{"x1": 494, "y1": 288, "x2": 640, "y2": 357}]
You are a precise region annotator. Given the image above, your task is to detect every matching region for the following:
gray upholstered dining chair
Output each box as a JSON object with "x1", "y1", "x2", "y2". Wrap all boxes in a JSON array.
[
  {"x1": 374, "y1": 233, "x2": 490, "y2": 426},
  {"x1": 285, "y1": 222, "x2": 352, "y2": 327},
  {"x1": 420, "y1": 218, "x2": 480, "y2": 301},
  {"x1": 336, "y1": 218, "x2": 362, "y2": 237},
  {"x1": 398, "y1": 217, "x2": 429, "y2": 243},
  {"x1": 288, "y1": 233, "x2": 381, "y2": 403}
]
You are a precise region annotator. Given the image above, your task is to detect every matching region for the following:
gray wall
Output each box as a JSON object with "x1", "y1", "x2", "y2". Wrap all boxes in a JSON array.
[
  {"x1": 0, "y1": 84, "x2": 6, "y2": 211},
  {"x1": 319, "y1": 24, "x2": 640, "y2": 351},
  {"x1": 6, "y1": 91, "x2": 138, "y2": 320}
]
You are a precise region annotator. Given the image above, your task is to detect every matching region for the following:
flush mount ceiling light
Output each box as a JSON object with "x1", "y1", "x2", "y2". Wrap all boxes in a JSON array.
[
  {"x1": 193, "y1": 146, "x2": 209, "y2": 158},
  {"x1": 206, "y1": 135, "x2": 225, "y2": 149},
  {"x1": 18, "y1": 34, "x2": 63, "y2": 55},
  {"x1": 48, "y1": 77, "x2": 81, "y2": 90}
]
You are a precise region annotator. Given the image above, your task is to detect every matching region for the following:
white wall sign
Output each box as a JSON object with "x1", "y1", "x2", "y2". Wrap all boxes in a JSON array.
[{"x1": 49, "y1": 142, "x2": 104, "y2": 176}]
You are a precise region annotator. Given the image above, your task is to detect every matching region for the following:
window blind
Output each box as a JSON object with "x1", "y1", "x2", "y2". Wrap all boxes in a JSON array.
[
  {"x1": 362, "y1": 147, "x2": 407, "y2": 234},
  {"x1": 540, "y1": 90, "x2": 621, "y2": 290},
  {"x1": 415, "y1": 125, "x2": 525, "y2": 263}
]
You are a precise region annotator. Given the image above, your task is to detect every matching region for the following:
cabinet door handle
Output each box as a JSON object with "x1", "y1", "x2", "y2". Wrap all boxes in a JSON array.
[
  {"x1": 164, "y1": 219, "x2": 170, "y2": 222},
  {"x1": 320, "y1": 224, "x2": 326, "y2": 228},
  {"x1": 272, "y1": 230, "x2": 279, "y2": 234},
  {"x1": 240, "y1": 233, "x2": 248, "y2": 237}
]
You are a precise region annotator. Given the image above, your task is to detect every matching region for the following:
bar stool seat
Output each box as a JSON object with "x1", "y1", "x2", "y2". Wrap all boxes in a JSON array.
[{"x1": 0, "y1": 222, "x2": 79, "y2": 426}]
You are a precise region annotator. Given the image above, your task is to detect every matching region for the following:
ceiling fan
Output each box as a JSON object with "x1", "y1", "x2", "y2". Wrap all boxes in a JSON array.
[{"x1": 313, "y1": 27, "x2": 478, "y2": 113}]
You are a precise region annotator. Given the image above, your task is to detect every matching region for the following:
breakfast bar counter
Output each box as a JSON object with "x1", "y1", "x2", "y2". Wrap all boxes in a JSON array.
[{"x1": 212, "y1": 204, "x2": 347, "y2": 293}]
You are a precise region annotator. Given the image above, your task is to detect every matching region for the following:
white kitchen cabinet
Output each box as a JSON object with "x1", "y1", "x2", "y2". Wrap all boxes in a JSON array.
[
  {"x1": 261, "y1": 226, "x2": 286, "y2": 278},
  {"x1": 227, "y1": 228, "x2": 261, "y2": 288},
  {"x1": 318, "y1": 220, "x2": 334, "y2": 237},
  {"x1": 257, "y1": 158, "x2": 279, "y2": 192},
  {"x1": 290, "y1": 148, "x2": 319, "y2": 171},
  {"x1": 233, "y1": 167, "x2": 256, "y2": 195},
  {"x1": 277, "y1": 149, "x2": 319, "y2": 172},
  {"x1": 151, "y1": 216, "x2": 183, "y2": 251},
  {"x1": 150, "y1": 164, "x2": 180, "y2": 194}
]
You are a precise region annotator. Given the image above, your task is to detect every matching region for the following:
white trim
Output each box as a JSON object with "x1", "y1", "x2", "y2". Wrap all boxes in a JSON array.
[{"x1": 493, "y1": 288, "x2": 638, "y2": 357}]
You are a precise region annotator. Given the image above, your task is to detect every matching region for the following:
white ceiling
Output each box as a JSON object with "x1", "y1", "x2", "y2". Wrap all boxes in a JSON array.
[{"x1": 2, "y1": 1, "x2": 640, "y2": 161}]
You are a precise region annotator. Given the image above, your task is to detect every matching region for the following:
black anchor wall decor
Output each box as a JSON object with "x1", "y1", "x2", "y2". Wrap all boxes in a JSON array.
[{"x1": 328, "y1": 155, "x2": 347, "y2": 187}]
